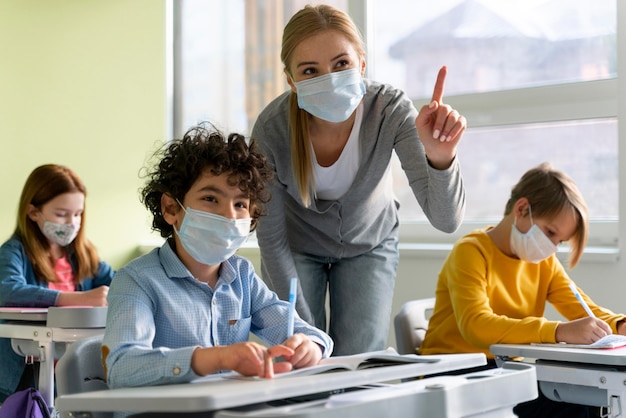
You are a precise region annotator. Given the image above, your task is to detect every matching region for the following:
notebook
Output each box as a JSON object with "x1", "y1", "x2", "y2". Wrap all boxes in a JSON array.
[
  {"x1": 531, "y1": 334, "x2": 626, "y2": 349},
  {"x1": 230, "y1": 347, "x2": 440, "y2": 379}
]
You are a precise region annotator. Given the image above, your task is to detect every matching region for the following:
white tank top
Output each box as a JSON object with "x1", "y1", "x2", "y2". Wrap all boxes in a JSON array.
[{"x1": 313, "y1": 104, "x2": 363, "y2": 200}]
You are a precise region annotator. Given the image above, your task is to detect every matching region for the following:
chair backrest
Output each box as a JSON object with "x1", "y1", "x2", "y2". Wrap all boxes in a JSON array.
[
  {"x1": 393, "y1": 297, "x2": 436, "y2": 355},
  {"x1": 55, "y1": 335, "x2": 111, "y2": 418}
]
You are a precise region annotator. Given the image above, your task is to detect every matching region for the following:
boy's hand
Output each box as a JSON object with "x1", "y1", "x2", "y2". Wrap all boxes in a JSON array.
[
  {"x1": 191, "y1": 342, "x2": 294, "y2": 378},
  {"x1": 281, "y1": 333, "x2": 323, "y2": 369}
]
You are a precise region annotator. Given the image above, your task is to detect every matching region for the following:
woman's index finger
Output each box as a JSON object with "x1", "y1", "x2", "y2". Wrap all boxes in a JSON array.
[{"x1": 431, "y1": 66, "x2": 448, "y2": 104}]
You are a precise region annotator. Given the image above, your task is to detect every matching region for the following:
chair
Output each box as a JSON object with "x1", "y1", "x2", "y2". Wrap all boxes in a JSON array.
[
  {"x1": 393, "y1": 297, "x2": 436, "y2": 355},
  {"x1": 55, "y1": 335, "x2": 111, "y2": 418}
]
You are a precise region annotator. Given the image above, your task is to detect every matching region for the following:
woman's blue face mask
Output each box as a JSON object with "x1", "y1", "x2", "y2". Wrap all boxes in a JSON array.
[{"x1": 293, "y1": 68, "x2": 365, "y2": 123}]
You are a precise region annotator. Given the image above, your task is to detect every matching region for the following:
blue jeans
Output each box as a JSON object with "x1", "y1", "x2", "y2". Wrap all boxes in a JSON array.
[{"x1": 292, "y1": 233, "x2": 399, "y2": 356}]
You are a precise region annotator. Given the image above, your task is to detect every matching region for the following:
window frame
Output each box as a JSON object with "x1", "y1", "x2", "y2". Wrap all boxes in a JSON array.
[
  {"x1": 347, "y1": 0, "x2": 622, "y2": 260},
  {"x1": 170, "y1": 0, "x2": 624, "y2": 261}
]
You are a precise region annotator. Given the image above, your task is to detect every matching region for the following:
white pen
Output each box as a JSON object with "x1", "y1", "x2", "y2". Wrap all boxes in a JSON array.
[
  {"x1": 569, "y1": 282, "x2": 595, "y2": 318},
  {"x1": 287, "y1": 277, "x2": 298, "y2": 338}
]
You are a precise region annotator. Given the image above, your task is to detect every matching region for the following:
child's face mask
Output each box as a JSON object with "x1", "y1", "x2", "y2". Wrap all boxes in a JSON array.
[
  {"x1": 40, "y1": 220, "x2": 80, "y2": 247},
  {"x1": 174, "y1": 203, "x2": 251, "y2": 266},
  {"x1": 510, "y1": 206, "x2": 557, "y2": 264}
]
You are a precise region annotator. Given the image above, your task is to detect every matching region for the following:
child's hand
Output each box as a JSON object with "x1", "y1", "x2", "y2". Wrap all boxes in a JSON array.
[
  {"x1": 282, "y1": 333, "x2": 322, "y2": 369},
  {"x1": 192, "y1": 342, "x2": 294, "y2": 378},
  {"x1": 556, "y1": 317, "x2": 612, "y2": 344},
  {"x1": 57, "y1": 285, "x2": 109, "y2": 307}
]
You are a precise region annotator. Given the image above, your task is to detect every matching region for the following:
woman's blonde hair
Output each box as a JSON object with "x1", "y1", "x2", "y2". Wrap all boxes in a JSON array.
[
  {"x1": 15, "y1": 164, "x2": 100, "y2": 284},
  {"x1": 504, "y1": 162, "x2": 588, "y2": 268},
  {"x1": 281, "y1": 4, "x2": 365, "y2": 206}
]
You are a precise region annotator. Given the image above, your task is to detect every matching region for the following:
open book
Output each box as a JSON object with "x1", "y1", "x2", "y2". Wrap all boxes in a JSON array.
[
  {"x1": 230, "y1": 347, "x2": 440, "y2": 380},
  {"x1": 531, "y1": 334, "x2": 626, "y2": 349}
]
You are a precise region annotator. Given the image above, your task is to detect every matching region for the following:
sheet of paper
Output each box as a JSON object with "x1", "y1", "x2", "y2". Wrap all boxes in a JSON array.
[{"x1": 531, "y1": 334, "x2": 626, "y2": 349}]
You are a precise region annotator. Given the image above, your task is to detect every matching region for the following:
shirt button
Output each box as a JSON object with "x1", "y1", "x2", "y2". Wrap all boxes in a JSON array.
[{"x1": 173, "y1": 366, "x2": 181, "y2": 375}]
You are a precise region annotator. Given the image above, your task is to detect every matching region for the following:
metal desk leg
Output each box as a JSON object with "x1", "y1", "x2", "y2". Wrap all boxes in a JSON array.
[{"x1": 37, "y1": 340, "x2": 55, "y2": 408}]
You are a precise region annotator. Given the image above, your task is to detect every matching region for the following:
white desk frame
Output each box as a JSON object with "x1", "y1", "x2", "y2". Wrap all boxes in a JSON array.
[
  {"x1": 0, "y1": 307, "x2": 106, "y2": 409},
  {"x1": 215, "y1": 362, "x2": 538, "y2": 418},
  {"x1": 491, "y1": 344, "x2": 626, "y2": 418},
  {"x1": 56, "y1": 353, "x2": 487, "y2": 416}
]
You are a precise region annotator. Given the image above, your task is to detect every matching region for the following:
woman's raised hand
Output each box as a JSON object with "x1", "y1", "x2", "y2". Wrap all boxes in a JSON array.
[{"x1": 415, "y1": 66, "x2": 466, "y2": 169}]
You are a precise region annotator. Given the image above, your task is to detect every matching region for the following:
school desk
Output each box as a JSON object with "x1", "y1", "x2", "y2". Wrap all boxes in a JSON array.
[
  {"x1": 0, "y1": 306, "x2": 107, "y2": 409},
  {"x1": 212, "y1": 362, "x2": 537, "y2": 418},
  {"x1": 491, "y1": 343, "x2": 626, "y2": 418},
  {"x1": 54, "y1": 352, "x2": 537, "y2": 417}
]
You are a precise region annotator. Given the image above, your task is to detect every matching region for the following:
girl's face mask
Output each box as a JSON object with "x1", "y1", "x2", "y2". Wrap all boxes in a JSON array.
[{"x1": 40, "y1": 220, "x2": 80, "y2": 247}]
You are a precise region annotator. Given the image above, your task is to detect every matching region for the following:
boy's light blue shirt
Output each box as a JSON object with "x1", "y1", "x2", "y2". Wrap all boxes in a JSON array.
[{"x1": 103, "y1": 240, "x2": 333, "y2": 389}]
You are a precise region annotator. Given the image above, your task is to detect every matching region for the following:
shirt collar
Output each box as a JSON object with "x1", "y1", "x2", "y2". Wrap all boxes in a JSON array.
[{"x1": 159, "y1": 239, "x2": 237, "y2": 286}]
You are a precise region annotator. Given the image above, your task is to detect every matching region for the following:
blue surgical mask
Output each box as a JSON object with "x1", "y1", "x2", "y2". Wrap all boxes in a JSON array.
[
  {"x1": 510, "y1": 206, "x2": 557, "y2": 264},
  {"x1": 294, "y1": 68, "x2": 365, "y2": 123},
  {"x1": 174, "y1": 204, "x2": 251, "y2": 266}
]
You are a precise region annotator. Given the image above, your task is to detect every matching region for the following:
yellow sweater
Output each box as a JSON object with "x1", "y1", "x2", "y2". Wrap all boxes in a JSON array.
[{"x1": 420, "y1": 227, "x2": 624, "y2": 358}]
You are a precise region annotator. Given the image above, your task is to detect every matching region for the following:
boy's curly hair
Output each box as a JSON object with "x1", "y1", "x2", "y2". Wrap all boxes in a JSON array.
[{"x1": 141, "y1": 123, "x2": 273, "y2": 238}]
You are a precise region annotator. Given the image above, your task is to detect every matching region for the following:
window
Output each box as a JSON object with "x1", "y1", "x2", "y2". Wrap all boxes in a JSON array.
[
  {"x1": 174, "y1": 0, "x2": 347, "y2": 136},
  {"x1": 173, "y1": 0, "x2": 620, "y2": 250}
]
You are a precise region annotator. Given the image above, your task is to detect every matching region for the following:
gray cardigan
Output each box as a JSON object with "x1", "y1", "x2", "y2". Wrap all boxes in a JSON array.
[{"x1": 252, "y1": 79, "x2": 465, "y2": 308}]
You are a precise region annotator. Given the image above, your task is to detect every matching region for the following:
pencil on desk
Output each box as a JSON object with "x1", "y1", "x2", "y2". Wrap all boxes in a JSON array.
[{"x1": 287, "y1": 277, "x2": 297, "y2": 338}]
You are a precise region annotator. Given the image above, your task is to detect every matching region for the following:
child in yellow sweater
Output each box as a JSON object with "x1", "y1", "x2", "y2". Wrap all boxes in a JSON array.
[{"x1": 421, "y1": 162, "x2": 625, "y2": 418}]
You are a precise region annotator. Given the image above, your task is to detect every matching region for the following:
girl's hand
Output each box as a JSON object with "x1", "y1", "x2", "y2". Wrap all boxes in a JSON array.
[
  {"x1": 282, "y1": 333, "x2": 323, "y2": 369},
  {"x1": 555, "y1": 317, "x2": 612, "y2": 344},
  {"x1": 415, "y1": 66, "x2": 466, "y2": 170},
  {"x1": 56, "y1": 285, "x2": 108, "y2": 307}
]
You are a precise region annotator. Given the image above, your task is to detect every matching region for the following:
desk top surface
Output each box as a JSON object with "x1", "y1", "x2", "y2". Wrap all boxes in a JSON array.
[
  {"x1": 0, "y1": 307, "x2": 48, "y2": 321},
  {"x1": 56, "y1": 352, "x2": 486, "y2": 414},
  {"x1": 490, "y1": 343, "x2": 626, "y2": 366},
  {"x1": 0, "y1": 306, "x2": 107, "y2": 328}
]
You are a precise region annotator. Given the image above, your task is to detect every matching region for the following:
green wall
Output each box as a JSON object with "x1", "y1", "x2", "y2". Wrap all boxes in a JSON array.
[{"x1": 0, "y1": 0, "x2": 167, "y2": 269}]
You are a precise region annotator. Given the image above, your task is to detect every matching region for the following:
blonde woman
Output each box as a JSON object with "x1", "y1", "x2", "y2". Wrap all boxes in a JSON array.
[{"x1": 252, "y1": 4, "x2": 466, "y2": 355}]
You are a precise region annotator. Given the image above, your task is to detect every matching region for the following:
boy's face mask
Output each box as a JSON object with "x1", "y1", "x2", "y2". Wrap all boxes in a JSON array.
[{"x1": 174, "y1": 203, "x2": 251, "y2": 266}]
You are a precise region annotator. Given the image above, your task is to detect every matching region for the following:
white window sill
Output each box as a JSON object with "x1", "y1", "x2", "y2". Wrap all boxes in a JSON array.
[
  {"x1": 137, "y1": 241, "x2": 619, "y2": 264},
  {"x1": 399, "y1": 243, "x2": 619, "y2": 264}
]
